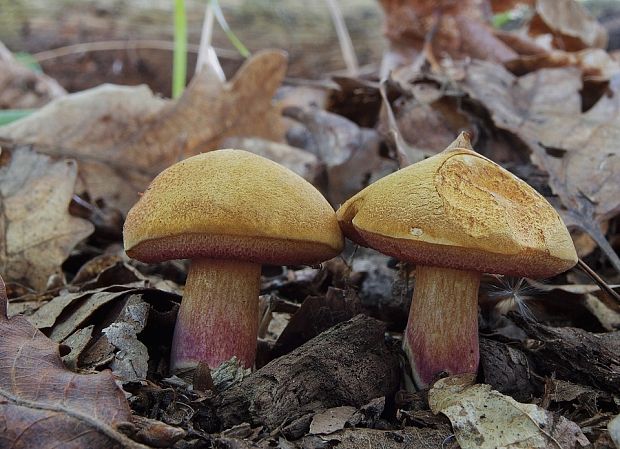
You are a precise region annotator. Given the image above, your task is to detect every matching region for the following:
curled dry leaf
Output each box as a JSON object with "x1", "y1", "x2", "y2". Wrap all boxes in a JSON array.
[
  {"x1": 0, "y1": 148, "x2": 94, "y2": 290},
  {"x1": 0, "y1": 41, "x2": 65, "y2": 109},
  {"x1": 0, "y1": 50, "x2": 287, "y2": 213},
  {"x1": 461, "y1": 60, "x2": 620, "y2": 271},
  {"x1": 529, "y1": 0, "x2": 608, "y2": 52},
  {"x1": 0, "y1": 276, "x2": 151, "y2": 449},
  {"x1": 429, "y1": 375, "x2": 590, "y2": 449}
]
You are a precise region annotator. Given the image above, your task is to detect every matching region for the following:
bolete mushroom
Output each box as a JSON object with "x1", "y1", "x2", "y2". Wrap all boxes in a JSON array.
[
  {"x1": 123, "y1": 150, "x2": 343, "y2": 372},
  {"x1": 336, "y1": 133, "x2": 577, "y2": 388}
]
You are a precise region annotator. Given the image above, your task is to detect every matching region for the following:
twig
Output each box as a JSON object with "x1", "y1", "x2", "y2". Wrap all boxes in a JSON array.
[
  {"x1": 32, "y1": 40, "x2": 239, "y2": 62},
  {"x1": 577, "y1": 258, "x2": 620, "y2": 305},
  {"x1": 324, "y1": 0, "x2": 359, "y2": 76}
]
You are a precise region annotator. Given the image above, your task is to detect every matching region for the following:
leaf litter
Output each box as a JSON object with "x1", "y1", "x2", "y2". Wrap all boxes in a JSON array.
[{"x1": 1, "y1": 1, "x2": 620, "y2": 447}]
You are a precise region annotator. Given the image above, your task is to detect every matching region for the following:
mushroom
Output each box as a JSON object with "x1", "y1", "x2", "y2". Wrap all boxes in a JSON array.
[
  {"x1": 336, "y1": 133, "x2": 577, "y2": 388},
  {"x1": 123, "y1": 150, "x2": 343, "y2": 372}
]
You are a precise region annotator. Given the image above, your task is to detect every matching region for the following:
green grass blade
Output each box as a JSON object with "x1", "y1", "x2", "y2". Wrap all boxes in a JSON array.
[{"x1": 173, "y1": 0, "x2": 188, "y2": 98}]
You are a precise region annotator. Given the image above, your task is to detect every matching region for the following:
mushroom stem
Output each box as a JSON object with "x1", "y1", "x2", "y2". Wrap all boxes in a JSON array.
[
  {"x1": 403, "y1": 265, "x2": 481, "y2": 388},
  {"x1": 170, "y1": 257, "x2": 261, "y2": 372}
]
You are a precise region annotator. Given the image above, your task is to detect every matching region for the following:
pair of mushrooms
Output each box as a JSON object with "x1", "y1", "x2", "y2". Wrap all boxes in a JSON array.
[{"x1": 123, "y1": 133, "x2": 577, "y2": 388}]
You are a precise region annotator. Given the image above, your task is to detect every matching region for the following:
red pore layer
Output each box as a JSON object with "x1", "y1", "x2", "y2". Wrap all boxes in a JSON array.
[
  {"x1": 126, "y1": 233, "x2": 339, "y2": 266},
  {"x1": 353, "y1": 228, "x2": 573, "y2": 278}
]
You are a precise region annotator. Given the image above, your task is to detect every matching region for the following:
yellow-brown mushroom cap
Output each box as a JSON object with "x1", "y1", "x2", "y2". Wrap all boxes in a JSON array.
[
  {"x1": 336, "y1": 134, "x2": 577, "y2": 278},
  {"x1": 124, "y1": 149, "x2": 343, "y2": 265}
]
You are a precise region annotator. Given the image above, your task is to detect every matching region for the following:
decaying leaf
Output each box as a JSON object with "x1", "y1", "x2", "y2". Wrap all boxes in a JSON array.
[
  {"x1": 0, "y1": 50, "x2": 287, "y2": 213},
  {"x1": 429, "y1": 375, "x2": 590, "y2": 449},
  {"x1": 0, "y1": 148, "x2": 94, "y2": 290},
  {"x1": 461, "y1": 60, "x2": 620, "y2": 270},
  {"x1": 0, "y1": 276, "x2": 150, "y2": 448}
]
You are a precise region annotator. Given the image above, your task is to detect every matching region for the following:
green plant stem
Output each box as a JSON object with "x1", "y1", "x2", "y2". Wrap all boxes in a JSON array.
[
  {"x1": 211, "y1": 0, "x2": 250, "y2": 58},
  {"x1": 173, "y1": 0, "x2": 187, "y2": 98}
]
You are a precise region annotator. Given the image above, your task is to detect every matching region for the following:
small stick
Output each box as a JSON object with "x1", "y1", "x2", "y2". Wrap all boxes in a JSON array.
[
  {"x1": 324, "y1": 0, "x2": 359, "y2": 76},
  {"x1": 577, "y1": 258, "x2": 620, "y2": 305},
  {"x1": 195, "y1": 0, "x2": 226, "y2": 81}
]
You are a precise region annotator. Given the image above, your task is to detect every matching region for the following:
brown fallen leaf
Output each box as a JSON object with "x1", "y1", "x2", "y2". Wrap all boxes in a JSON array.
[
  {"x1": 0, "y1": 41, "x2": 65, "y2": 109},
  {"x1": 506, "y1": 48, "x2": 620, "y2": 80},
  {"x1": 461, "y1": 60, "x2": 620, "y2": 271},
  {"x1": 0, "y1": 275, "x2": 152, "y2": 449},
  {"x1": 529, "y1": 0, "x2": 608, "y2": 52},
  {"x1": 284, "y1": 106, "x2": 396, "y2": 205},
  {"x1": 0, "y1": 147, "x2": 94, "y2": 290},
  {"x1": 0, "y1": 50, "x2": 287, "y2": 213},
  {"x1": 379, "y1": 0, "x2": 518, "y2": 74}
]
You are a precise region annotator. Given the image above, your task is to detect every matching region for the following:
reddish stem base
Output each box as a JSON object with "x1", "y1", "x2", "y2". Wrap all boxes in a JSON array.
[
  {"x1": 403, "y1": 265, "x2": 481, "y2": 388},
  {"x1": 170, "y1": 258, "x2": 260, "y2": 372}
]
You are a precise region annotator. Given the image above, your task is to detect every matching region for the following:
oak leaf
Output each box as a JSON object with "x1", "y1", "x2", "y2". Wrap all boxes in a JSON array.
[
  {"x1": 0, "y1": 276, "x2": 151, "y2": 449},
  {"x1": 0, "y1": 50, "x2": 287, "y2": 213},
  {"x1": 0, "y1": 148, "x2": 94, "y2": 290}
]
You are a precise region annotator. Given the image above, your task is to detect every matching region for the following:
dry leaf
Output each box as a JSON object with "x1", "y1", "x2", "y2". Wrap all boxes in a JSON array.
[
  {"x1": 379, "y1": 0, "x2": 517, "y2": 73},
  {"x1": 0, "y1": 50, "x2": 287, "y2": 213},
  {"x1": 0, "y1": 276, "x2": 150, "y2": 449},
  {"x1": 506, "y1": 48, "x2": 620, "y2": 80},
  {"x1": 529, "y1": 0, "x2": 608, "y2": 52},
  {"x1": 284, "y1": 106, "x2": 396, "y2": 204},
  {"x1": 309, "y1": 406, "x2": 357, "y2": 435},
  {"x1": 429, "y1": 375, "x2": 590, "y2": 449},
  {"x1": 0, "y1": 148, "x2": 94, "y2": 290},
  {"x1": 609, "y1": 414, "x2": 620, "y2": 449},
  {"x1": 0, "y1": 41, "x2": 65, "y2": 109},
  {"x1": 25, "y1": 284, "x2": 145, "y2": 333},
  {"x1": 461, "y1": 60, "x2": 620, "y2": 271},
  {"x1": 221, "y1": 136, "x2": 322, "y2": 184},
  {"x1": 103, "y1": 294, "x2": 149, "y2": 382}
]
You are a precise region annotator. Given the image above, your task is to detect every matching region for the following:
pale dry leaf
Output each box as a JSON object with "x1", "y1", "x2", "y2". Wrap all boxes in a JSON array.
[
  {"x1": 0, "y1": 148, "x2": 94, "y2": 290},
  {"x1": 309, "y1": 406, "x2": 357, "y2": 435},
  {"x1": 609, "y1": 414, "x2": 620, "y2": 449},
  {"x1": 529, "y1": 0, "x2": 608, "y2": 51},
  {"x1": 103, "y1": 294, "x2": 150, "y2": 382},
  {"x1": 429, "y1": 375, "x2": 590, "y2": 449},
  {"x1": 0, "y1": 41, "x2": 65, "y2": 109},
  {"x1": 222, "y1": 136, "x2": 322, "y2": 184},
  {"x1": 0, "y1": 50, "x2": 287, "y2": 213},
  {"x1": 0, "y1": 277, "x2": 149, "y2": 449},
  {"x1": 62, "y1": 325, "x2": 94, "y2": 370}
]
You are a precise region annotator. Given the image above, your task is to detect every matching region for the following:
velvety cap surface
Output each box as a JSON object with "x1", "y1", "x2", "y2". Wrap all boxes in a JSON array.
[
  {"x1": 336, "y1": 134, "x2": 577, "y2": 278},
  {"x1": 124, "y1": 150, "x2": 343, "y2": 265}
]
